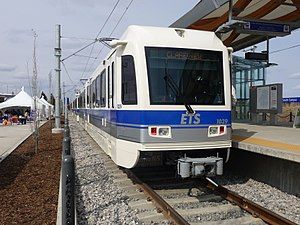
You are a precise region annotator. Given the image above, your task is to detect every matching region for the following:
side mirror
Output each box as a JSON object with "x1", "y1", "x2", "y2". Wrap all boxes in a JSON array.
[{"x1": 227, "y1": 47, "x2": 233, "y2": 63}]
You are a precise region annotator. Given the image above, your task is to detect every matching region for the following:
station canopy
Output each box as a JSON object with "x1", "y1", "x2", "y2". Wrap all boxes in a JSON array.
[{"x1": 171, "y1": 0, "x2": 300, "y2": 51}]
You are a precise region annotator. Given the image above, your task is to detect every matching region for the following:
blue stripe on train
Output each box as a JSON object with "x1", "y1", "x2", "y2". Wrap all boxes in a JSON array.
[
  {"x1": 80, "y1": 109, "x2": 231, "y2": 126},
  {"x1": 116, "y1": 110, "x2": 231, "y2": 125}
]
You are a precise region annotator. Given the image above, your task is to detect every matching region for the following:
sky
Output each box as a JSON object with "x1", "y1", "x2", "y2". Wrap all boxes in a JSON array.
[{"x1": 0, "y1": 0, "x2": 299, "y2": 98}]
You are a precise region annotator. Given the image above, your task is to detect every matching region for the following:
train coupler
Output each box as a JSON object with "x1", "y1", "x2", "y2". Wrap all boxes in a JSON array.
[{"x1": 177, "y1": 156, "x2": 223, "y2": 178}]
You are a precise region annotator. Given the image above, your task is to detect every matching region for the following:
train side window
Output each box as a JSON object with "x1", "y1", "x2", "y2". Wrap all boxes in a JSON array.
[
  {"x1": 108, "y1": 66, "x2": 110, "y2": 108},
  {"x1": 83, "y1": 90, "x2": 86, "y2": 108},
  {"x1": 89, "y1": 84, "x2": 93, "y2": 108},
  {"x1": 111, "y1": 61, "x2": 114, "y2": 108},
  {"x1": 96, "y1": 75, "x2": 100, "y2": 107},
  {"x1": 78, "y1": 94, "x2": 81, "y2": 108},
  {"x1": 92, "y1": 80, "x2": 96, "y2": 108},
  {"x1": 87, "y1": 86, "x2": 90, "y2": 108},
  {"x1": 122, "y1": 55, "x2": 137, "y2": 105},
  {"x1": 100, "y1": 70, "x2": 106, "y2": 107}
]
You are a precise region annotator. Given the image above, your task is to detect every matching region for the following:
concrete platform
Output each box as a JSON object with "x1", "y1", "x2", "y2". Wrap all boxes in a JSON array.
[
  {"x1": 0, "y1": 122, "x2": 45, "y2": 163},
  {"x1": 232, "y1": 123, "x2": 300, "y2": 163}
]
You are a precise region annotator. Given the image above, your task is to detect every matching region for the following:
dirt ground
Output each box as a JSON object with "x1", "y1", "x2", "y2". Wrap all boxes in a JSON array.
[{"x1": 0, "y1": 120, "x2": 62, "y2": 225}]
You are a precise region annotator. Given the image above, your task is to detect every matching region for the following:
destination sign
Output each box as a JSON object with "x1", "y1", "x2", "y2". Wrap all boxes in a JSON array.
[
  {"x1": 283, "y1": 97, "x2": 300, "y2": 103},
  {"x1": 239, "y1": 21, "x2": 291, "y2": 37},
  {"x1": 167, "y1": 51, "x2": 203, "y2": 61}
]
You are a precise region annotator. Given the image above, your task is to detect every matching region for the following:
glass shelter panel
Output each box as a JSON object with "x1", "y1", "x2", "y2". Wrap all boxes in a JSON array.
[{"x1": 232, "y1": 56, "x2": 267, "y2": 120}]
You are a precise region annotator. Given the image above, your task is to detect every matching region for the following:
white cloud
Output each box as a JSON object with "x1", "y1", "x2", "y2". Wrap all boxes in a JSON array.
[
  {"x1": 289, "y1": 72, "x2": 300, "y2": 79},
  {"x1": 62, "y1": 38, "x2": 91, "y2": 50},
  {"x1": 292, "y1": 84, "x2": 300, "y2": 90},
  {"x1": 0, "y1": 64, "x2": 17, "y2": 72},
  {"x1": 69, "y1": 64, "x2": 95, "y2": 73},
  {"x1": 6, "y1": 29, "x2": 32, "y2": 43},
  {"x1": 12, "y1": 72, "x2": 29, "y2": 80}
]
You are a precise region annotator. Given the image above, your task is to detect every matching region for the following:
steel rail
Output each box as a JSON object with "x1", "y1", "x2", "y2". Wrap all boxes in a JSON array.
[
  {"x1": 123, "y1": 169, "x2": 190, "y2": 225},
  {"x1": 201, "y1": 178, "x2": 297, "y2": 225}
]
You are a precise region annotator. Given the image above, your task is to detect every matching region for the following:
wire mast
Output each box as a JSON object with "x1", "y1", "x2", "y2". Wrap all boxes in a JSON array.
[
  {"x1": 52, "y1": 24, "x2": 63, "y2": 133},
  {"x1": 32, "y1": 29, "x2": 39, "y2": 153}
]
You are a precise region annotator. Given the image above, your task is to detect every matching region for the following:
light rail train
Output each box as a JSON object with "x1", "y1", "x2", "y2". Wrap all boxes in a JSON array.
[{"x1": 73, "y1": 26, "x2": 232, "y2": 177}]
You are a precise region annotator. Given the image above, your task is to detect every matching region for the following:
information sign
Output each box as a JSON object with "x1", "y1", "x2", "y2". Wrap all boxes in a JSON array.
[
  {"x1": 250, "y1": 83, "x2": 282, "y2": 113},
  {"x1": 239, "y1": 21, "x2": 291, "y2": 36},
  {"x1": 257, "y1": 86, "x2": 269, "y2": 110}
]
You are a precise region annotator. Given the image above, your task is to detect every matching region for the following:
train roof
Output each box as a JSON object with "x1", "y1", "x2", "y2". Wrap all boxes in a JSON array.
[
  {"x1": 84, "y1": 25, "x2": 227, "y2": 86},
  {"x1": 119, "y1": 25, "x2": 225, "y2": 50}
]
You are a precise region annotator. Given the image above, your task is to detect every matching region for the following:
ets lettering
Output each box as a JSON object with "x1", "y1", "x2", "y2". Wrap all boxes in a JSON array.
[{"x1": 181, "y1": 113, "x2": 200, "y2": 125}]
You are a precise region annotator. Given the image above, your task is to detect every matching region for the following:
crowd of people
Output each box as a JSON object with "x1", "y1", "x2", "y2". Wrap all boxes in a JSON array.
[{"x1": 0, "y1": 110, "x2": 30, "y2": 126}]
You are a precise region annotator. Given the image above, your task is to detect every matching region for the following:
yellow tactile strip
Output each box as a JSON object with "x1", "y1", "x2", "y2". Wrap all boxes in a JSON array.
[{"x1": 232, "y1": 135, "x2": 300, "y2": 152}]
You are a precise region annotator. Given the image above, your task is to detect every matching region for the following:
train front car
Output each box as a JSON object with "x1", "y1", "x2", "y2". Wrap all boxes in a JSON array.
[
  {"x1": 111, "y1": 26, "x2": 231, "y2": 177},
  {"x1": 76, "y1": 26, "x2": 232, "y2": 178}
]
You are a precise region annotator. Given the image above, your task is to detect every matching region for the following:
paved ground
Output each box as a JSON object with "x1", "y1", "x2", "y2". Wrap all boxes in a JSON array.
[
  {"x1": 232, "y1": 123, "x2": 300, "y2": 163},
  {"x1": 0, "y1": 122, "x2": 42, "y2": 163}
]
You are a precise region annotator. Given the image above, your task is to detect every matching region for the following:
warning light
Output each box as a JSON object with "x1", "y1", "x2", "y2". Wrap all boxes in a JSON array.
[
  {"x1": 151, "y1": 127, "x2": 157, "y2": 135},
  {"x1": 219, "y1": 126, "x2": 225, "y2": 134}
]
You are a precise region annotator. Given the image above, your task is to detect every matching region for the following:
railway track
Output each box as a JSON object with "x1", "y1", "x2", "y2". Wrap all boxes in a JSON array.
[{"x1": 101, "y1": 152, "x2": 296, "y2": 225}]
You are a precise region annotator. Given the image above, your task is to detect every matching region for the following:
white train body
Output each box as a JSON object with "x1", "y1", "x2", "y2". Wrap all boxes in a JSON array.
[{"x1": 74, "y1": 26, "x2": 232, "y2": 169}]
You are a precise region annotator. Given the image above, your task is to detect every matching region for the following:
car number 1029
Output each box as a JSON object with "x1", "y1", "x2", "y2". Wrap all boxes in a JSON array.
[{"x1": 217, "y1": 119, "x2": 228, "y2": 124}]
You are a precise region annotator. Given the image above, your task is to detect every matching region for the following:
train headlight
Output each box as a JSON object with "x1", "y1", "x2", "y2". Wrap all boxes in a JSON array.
[
  {"x1": 208, "y1": 125, "x2": 226, "y2": 137},
  {"x1": 148, "y1": 126, "x2": 172, "y2": 138},
  {"x1": 159, "y1": 127, "x2": 169, "y2": 136},
  {"x1": 209, "y1": 126, "x2": 218, "y2": 135}
]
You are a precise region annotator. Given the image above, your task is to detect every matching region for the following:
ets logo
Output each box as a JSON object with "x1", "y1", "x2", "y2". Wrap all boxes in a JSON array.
[{"x1": 180, "y1": 113, "x2": 201, "y2": 125}]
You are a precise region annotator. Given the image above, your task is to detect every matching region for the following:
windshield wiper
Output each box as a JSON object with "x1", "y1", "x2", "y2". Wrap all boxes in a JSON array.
[{"x1": 164, "y1": 74, "x2": 195, "y2": 114}]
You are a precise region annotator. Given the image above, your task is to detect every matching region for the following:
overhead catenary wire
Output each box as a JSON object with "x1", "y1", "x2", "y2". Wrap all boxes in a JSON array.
[
  {"x1": 80, "y1": 0, "x2": 121, "y2": 80},
  {"x1": 61, "y1": 61, "x2": 75, "y2": 85},
  {"x1": 270, "y1": 44, "x2": 300, "y2": 54},
  {"x1": 64, "y1": 85, "x2": 77, "y2": 94},
  {"x1": 86, "y1": 0, "x2": 134, "y2": 76},
  {"x1": 109, "y1": 0, "x2": 134, "y2": 37},
  {"x1": 61, "y1": 36, "x2": 95, "y2": 41},
  {"x1": 74, "y1": 54, "x2": 97, "y2": 59},
  {"x1": 62, "y1": 40, "x2": 98, "y2": 62}
]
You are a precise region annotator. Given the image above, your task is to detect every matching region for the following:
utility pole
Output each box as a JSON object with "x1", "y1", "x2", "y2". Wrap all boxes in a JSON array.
[
  {"x1": 48, "y1": 70, "x2": 52, "y2": 101},
  {"x1": 52, "y1": 24, "x2": 63, "y2": 133},
  {"x1": 32, "y1": 29, "x2": 39, "y2": 153},
  {"x1": 63, "y1": 82, "x2": 65, "y2": 116}
]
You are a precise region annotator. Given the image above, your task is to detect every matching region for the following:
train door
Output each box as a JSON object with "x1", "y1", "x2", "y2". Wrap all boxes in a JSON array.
[
  {"x1": 109, "y1": 61, "x2": 114, "y2": 109},
  {"x1": 108, "y1": 57, "x2": 117, "y2": 158}
]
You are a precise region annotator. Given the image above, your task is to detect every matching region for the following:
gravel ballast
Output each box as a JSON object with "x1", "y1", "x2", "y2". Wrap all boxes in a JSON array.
[
  {"x1": 215, "y1": 174, "x2": 300, "y2": 224},
  {"x1": 70, "y1": 119, "x2": 140, "y2": 225},
  {"x1": 70, "y1": 117, "x2": 300, "y2": 224}
]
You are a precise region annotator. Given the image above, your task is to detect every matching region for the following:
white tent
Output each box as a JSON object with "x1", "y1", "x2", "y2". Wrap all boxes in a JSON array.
[
  {"x1": 0, "y1": 87, "x2": 51, "y2": 119},
  {"x1": 0, "y1": 87, "x2": 33, "y2": 109},
  {"x1": 39, "y1": 96, "x2": 54, "y2": 118}
]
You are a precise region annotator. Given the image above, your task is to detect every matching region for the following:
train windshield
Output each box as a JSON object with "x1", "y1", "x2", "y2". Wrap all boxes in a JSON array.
[{"x1": 145, "y1": 47, "x2": 225, "y2": 105}]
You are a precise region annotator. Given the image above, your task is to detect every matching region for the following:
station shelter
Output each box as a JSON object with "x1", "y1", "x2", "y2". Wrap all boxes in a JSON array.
[
  {"x1": 232, "y1": 56, "x2": 267, "y2": 120},
  {"x1": 171, "y1": 0, "x2": 300, "y2": 122}
]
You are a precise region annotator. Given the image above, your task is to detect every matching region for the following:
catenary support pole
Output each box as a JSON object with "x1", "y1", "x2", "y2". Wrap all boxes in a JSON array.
[
  {"x1": 63, "y1": 82, "x2": 65, "y2": 117},
  {"x1": 52, "y1": 24, "x2": 63, "y2": 133}
]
